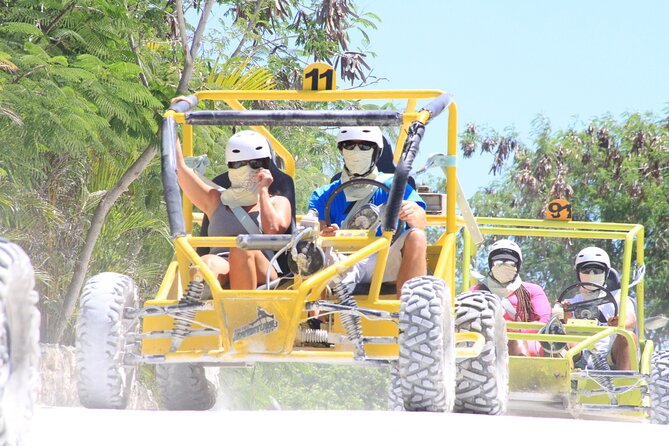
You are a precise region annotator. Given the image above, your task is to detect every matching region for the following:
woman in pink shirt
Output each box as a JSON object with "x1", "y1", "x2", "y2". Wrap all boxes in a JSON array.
[{"x1": 471, "y1": 239, "x2": 551, "y2": 356}]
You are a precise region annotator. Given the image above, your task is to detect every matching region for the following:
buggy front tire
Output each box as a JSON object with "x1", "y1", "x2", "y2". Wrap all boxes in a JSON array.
[
  {"x1": 398, "y1": 276, "x2": 455, "y2": 412},
  {"x1": 454, "y1": 290, "x2": 509, "y2": 415},
  {"x1": 76, "y1": 272, "x2": 138, "y2": 409},
  {"x1": 0, "y1": 240, "x2": 40, "y2": 445},
  {"x1": 650, "y1": 350, "x2": 669, "y2": 424},
  {"x1": 156, "y1": 364, "x2": 219, "y2": 410}
]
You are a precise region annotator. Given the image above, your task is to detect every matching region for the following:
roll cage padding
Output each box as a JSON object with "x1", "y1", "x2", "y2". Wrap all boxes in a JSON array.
[
  {"x1": 183, "y1": 110, "x2": 404, "y2": 127},
  {"x1": 419, "y1": 93, "x2": 453, "y2": 123},
  {"x1": 382, "y1": 121, "x2": 425, "y2": 233},
  {"x1": 161, "y1": 117, "x2": 186, "y2": 238},
  {"x1": 161, "y1": 95, "x2": 199, "y2": 238}
]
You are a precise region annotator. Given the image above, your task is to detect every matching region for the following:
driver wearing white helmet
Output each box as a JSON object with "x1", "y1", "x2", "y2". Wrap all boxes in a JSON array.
[
  {"x1": 171, "y1": 96, "x2": 292, "y2": 290},
  {"x1": 563, "y1": 246, "x2": 637, "y2": 370},
  {"x1": 309, "y1": 126, "x2": 427, "y2": 297}
]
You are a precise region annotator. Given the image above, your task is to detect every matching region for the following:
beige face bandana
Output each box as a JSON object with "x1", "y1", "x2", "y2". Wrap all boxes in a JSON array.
[
  {"x1": 220, "y1": 165, "x2": 259, "y2": 207},
  {"x1": 340, "y1": 166, "x2": 379, "y2": 201},
  {"x1": 484, "y1": 275, "x2": 523, "y2": 300}
]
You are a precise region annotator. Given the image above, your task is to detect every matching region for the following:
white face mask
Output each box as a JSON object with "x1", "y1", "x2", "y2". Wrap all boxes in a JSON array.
[
  {"x1": 220, "y1": 165, "x2": 259, "y2": 207},
  {"x1": 579, "y1": 271, "x2": 606, "y2": 294},
  {"x1": 228, "y1": 165, "x2": 259, "y2": 190},
  {"x1": 343, "y1": 148, "x2": 374, "y2": 176},
  {"x1": 491, "y1": 264, "x2": 517, "y2": 284}
]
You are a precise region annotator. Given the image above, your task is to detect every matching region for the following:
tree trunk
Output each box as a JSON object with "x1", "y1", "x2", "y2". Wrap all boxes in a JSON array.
[
  {"x1": 50, "y1": 1, "x2": 214, "y2": 342},
  {"x1": 50, "y1": 144, "x2": 158, "y2": 342}
]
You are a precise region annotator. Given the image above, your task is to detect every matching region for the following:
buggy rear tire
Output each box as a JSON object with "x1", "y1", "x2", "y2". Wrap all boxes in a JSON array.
[
  {"x1": 76, "y1": 272, "x2": 138, "y2": 409},
  {"x1": 156, "y1": 364, "x2": 219, "y2": 410},
  {"x1": 454, "y1": 290, "x2": 509, "y2": 415},
  {"x1": 0, "y1": 240, "x2": 40, "y2": 446},
  {"x1": 650, "y1": 350, "x2": 669, "y2": 424},
  {"x1": 397, "y1": 276, "x2": 455, "y2": 412}
]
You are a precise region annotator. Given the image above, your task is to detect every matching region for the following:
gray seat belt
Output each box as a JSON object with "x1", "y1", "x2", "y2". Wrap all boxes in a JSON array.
[
  {"x1": 230, "y1": 206, "x2": 282, "y2": 273},
  {"x1": 341, "y1": 173, "x2": 392, "y2": 230}
]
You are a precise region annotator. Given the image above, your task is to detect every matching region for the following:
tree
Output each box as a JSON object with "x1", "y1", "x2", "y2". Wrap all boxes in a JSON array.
[
  {"x1": 464, "y1": 113, "x2": 669, "y2": 315},
  {"x1": 0, "y1": 0, "x2": 382, "y2": 341}
]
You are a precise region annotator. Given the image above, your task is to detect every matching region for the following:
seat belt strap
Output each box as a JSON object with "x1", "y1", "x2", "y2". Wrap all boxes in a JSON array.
[{"x1": 230, "y1": 206, "x2": 282, "y2": 274}]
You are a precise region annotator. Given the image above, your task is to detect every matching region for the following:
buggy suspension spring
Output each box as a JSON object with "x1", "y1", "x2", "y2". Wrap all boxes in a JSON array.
[
  {"x1": 298, "y1": 327, "x2": 329, "y2": 344},
  {"x1": 331, "y1": 280, "x2": 365, "y2": 359},
  {"x1": 170, "y1": 278, "x2": 205, "y2": 352},
  {"x1": 589, "y1": 350, "x2": 618, "y2": 405}
]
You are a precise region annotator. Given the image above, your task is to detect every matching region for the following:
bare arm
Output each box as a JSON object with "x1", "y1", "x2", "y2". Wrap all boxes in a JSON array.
[
  {"x1": 175, "y1": 137, "x2": 220, "y2": 218},
  {"x1": 257, "y1": 169, "x2": 291, "y2": 234}
]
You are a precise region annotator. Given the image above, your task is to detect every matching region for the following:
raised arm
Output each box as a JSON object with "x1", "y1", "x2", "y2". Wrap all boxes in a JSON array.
[
  {"x1": 257, "y1": 169, "x2": 291, "y2": 234},
  {"x1": 175, "y1": 136, "x2": 220, "y2": 218}
]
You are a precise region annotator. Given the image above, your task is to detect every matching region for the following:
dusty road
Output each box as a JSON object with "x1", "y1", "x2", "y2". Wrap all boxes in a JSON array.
[{"x1": 25, "y1": 406, "x2": 666, "y2": 446}]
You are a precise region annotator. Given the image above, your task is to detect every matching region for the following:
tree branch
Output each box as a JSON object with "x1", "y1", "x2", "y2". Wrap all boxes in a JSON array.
[
  {"x1": 51, "y1": 142, "x2": 159, "y2": 342},
  {"x1": 128, "y1": 34, "x2": 149, "y2": 88},
  {"x1": 229, "y1": 0, "x2": 264, "y2": 60},
  {"x1": 35, "y1": 1, "x2": 77, "y2": 44},
  {"x1": 175, "y1": 0, "x2": 214, "y2": 94},
  {"x1": 12, "y1": 65, "x2": 46, "y2": 83}
]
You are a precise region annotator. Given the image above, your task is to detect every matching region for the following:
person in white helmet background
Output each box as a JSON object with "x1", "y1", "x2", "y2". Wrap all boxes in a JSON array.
[
  {"x1": 170, "y1": 96, "x2": 292, "y2": 290},
  {"x1": 562, "y1": 246, "x2": 637, "y2": 370},
  {"x1": 471, "y1": 239, "x2": 551, "y2": 356},
  {"x1": 309, "y1": 126, "x2": 427, "y2": 297}
]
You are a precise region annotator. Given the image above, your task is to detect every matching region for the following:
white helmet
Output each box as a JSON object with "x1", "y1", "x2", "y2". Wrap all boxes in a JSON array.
[
  {"x1": 336, "y1": 126, "x2": 384, "y2": 148},
  {"x1": 488, "y1": 239, "x2": 523, "y2": 269},
  {"x1": 574, "y1": 247, "x2": 610, "y2": 270},
  {"x1": 226, "y1": 130, "x2": 271, "y2": 162}
]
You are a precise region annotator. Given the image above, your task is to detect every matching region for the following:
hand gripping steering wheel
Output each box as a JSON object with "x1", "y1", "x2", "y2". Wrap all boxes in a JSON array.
[{"x1": 557, "y1": 282, "x2": 618, "y2": 320}]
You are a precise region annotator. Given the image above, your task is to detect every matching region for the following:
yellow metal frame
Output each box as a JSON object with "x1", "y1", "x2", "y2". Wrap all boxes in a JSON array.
[
  {"x1": 146, "y1": 88, "x2": 480, "y2": 363},
  {"x1": 462, "y1": 217, "x2": 648, "y2": 416}
]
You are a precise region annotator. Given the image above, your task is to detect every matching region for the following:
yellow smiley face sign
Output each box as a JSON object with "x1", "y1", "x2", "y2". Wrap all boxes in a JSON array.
[
  {"x1": 302, "y1": 63, "x2": 336, "y2": 91},
  {"x1": 545, "y1": 199, "x2": 573, "y2": 221}
]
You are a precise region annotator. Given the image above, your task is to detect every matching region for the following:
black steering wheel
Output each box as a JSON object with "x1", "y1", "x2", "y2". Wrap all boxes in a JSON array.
[
  {"x1": 323, "y1": 178, "x2": 405, "y2": 243},
  {"x1": 324, "y1": 178, "x2": 390, "y2": 226},
  {"x1": 557, "y1": 282, "x2": 618, "y2": 320}
]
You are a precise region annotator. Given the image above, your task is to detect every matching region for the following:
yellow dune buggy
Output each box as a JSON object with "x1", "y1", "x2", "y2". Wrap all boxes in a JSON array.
[
  {"x1": 460, "y1": 217, "x2": 669, "y2": 423},
  {"x1": 74, "y1": 67, "x2": 509, "y2": 413}
]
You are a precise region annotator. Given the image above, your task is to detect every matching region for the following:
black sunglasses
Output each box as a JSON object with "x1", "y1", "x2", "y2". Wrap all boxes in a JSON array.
[
  {"x1": 338, "y1": 141, "x2": 376, "y2": 151},
  {"x1": 579, "y1": 266, "x2": 605, "y2": 275},
  {"x1": 227, "y1": 158, "x2": 269, "y2": 170}
]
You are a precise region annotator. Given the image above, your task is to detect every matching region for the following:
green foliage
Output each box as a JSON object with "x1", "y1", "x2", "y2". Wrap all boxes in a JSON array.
[
  {"x1": 219, "y1": 363, "x2": 389, "y2": 410},
  {"x1": 0, "y1": 0, "x2": 383, "y2": 343},
  {"x1": 467, "y1": 113, "x2": 669, "y2": 314}
]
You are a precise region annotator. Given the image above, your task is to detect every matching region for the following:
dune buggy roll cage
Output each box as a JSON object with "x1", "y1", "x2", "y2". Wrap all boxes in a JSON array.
[{"x1": 161, "y1": 90, "x2": 456, "y2": 236}]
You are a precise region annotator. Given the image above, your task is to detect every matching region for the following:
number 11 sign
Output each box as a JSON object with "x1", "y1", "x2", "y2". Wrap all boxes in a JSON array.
[{"x1": 302, "y1": 63, "x2": 336, "y2": 91}]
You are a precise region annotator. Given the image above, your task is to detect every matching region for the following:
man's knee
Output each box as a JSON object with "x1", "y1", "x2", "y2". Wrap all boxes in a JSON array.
[{"x1": 404, "y1": 228, "x2": 427, "y2": 253}]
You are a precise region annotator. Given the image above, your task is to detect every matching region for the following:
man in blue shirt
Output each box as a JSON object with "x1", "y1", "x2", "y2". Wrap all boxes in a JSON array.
[{"x1": 309, "y1": 126, "x2": 427, "y2": 296}]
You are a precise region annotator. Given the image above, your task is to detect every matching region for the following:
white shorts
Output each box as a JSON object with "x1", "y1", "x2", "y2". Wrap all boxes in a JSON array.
[{"x1": 334, "y1": 228, "x2": 417, "y2": 286}]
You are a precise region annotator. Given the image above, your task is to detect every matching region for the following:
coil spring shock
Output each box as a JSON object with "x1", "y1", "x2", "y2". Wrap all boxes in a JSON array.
[
  {"x1": 170, "y1": 277, "x2": 204, "y2": 352},
  {"x1": 331, "y1": 279, "x2": 365, "y2": 359},
  {"x1": 585, "y1": 349, "x2": 618, "y2": 404},
  {"x1": 298, "y1": 327, "x2": 329, "y2": 344}
]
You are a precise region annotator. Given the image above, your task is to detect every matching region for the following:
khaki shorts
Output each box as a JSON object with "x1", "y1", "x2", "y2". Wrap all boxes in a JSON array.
[{"x1": 334, "y1": 228, "x2": 417, "y2": 286}]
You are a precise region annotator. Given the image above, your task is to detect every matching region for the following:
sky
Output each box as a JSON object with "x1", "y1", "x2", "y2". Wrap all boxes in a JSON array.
[{"x1": 352, "y1": 0, "x2": 669, "y2": 197}]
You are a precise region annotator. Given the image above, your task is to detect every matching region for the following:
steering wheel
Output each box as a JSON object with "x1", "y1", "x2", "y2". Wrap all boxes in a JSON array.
[
  {"x1": 557, "y1": 282, "x2": 618, "y2": 320},
  {"x1": 324, "y1": 178, "x2": 390, "y2": 226},
  {"x1": 323, "y1": 178, "x2": 405, "y2": 243}
]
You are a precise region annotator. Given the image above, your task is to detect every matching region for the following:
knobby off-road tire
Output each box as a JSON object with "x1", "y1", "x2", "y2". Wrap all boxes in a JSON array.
[
  {"x1": 0, "y1": 240, "x2": 40, "y2": 446},
  {"x1": 76, "y1": 272, "x2": 138, "y2": 409},
  {"x1": 397, "y1": 276, "x2": 455, "y2": 412},
  {"x1": 387, "y1": 361, "x2": 403, "y2": 411},
  {"x1": 649, "y1": 350, "x2": 669, "y2": 424},
  {"x1": 454, "y1": 290, "x2": 509, "y2": 415},
  {"x1": 156, "y1": 364, "x2": 219, "y2": 410}
]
